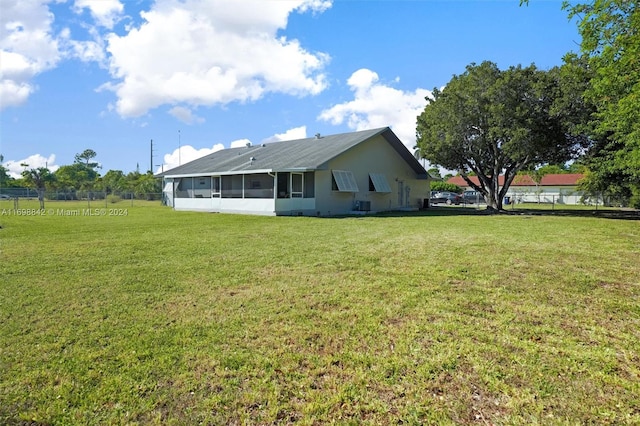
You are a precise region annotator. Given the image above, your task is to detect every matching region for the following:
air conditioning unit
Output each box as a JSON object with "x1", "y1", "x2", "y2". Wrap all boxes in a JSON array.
[{"x1": 354, "y1": 200, "x2": 371, "y2": 211}]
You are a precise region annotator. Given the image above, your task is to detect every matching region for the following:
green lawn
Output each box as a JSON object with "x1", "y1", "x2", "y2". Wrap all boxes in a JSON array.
[{"x1": 1, "y1": 200, "x2": 639, "y2": 425}]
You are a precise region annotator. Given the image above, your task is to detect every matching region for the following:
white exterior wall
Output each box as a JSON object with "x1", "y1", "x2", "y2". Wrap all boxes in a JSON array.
[
  {"x1": 314, "y1": 135, "x2": 429, "y2": 215},
  {"x1": 506, "y1": 186, "x2": 585, "y2": 205},
  {"x1": 275, "y1": 198, "x2": 316, "y2": 215},
  {"x1": 174, "y1": 197, "x2": 277, "y2": 215},
  {"x1": 451, "y1": 182, "x2": 590, "y2": 206}
]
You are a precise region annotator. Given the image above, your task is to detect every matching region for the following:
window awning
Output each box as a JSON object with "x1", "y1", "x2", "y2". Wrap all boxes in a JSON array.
[
  {"x1": 369, "y1": 173, "x2": 392, "y2": 193},
  {"x1": 332, "y1": 170, "x2": 359, "y2": 192}
]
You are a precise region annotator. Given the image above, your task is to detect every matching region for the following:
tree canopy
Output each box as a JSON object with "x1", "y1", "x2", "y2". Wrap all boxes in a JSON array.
[
  {"x1": 563, "y1": 0, "x2": 640, "y2": 207},
  {"x1": 53, "y1": 149, "x2": 101, "y2": 192},
  {"x1": 22, "y1": 167, "x2": 55, "y2": 209},
  {"x1": 0, "y1": 158, "x2": 15, "y2": 189},
  {"x1": 55, "y1": 163, "x2": 99, "y2": 191},
  {"x1": 74, "y1": 149, "x2": 99, "y2": 170},
  {"x1": 416, "y1": 61, "x2": 586, "y2": 210}
]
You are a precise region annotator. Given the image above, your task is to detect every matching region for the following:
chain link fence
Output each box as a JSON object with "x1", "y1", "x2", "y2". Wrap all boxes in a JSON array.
[{"x1": 0, "y1": 188, "x2": 164, "y2": 207}]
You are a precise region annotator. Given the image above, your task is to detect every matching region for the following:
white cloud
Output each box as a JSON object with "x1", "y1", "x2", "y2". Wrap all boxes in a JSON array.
[
  {"x1": 159, "y1": 143, "x2": 225, "y2": 173},
  {"x1": 73, "y1": 0, "x2": 124, "y2": 29},
  {"x1": 157, "y1": 126, "x2": 310, "y2": 174},
  {"x1": 103, "y1": 0, "x2": 331, "y2": 117},
  {"x1": 0, "y1": 0, "x2": 63, "y2": 110},
  {"x1": 0, "y1": 78, "x2": 35, "y2": 108},
  {"x1": 297, "y1": 0, "x2": 332, "y2": 14},
  {"x1": 168, "y1": 106, "x2": 204, "y2": 124},
  {"x1": 262, "y1": 126, "x2": 307, "y2": 143},
  {"x1": 319, "y1": 68, "x2": 433, "y2": 150},
  {"x1": 64, "y1": 26, "x2": 107, "y2": 64},
  {"x1": 4, "y1": 153, "x2": 59, "y2": 178},
  {"x1": 229, "y1": 139, "x2": 252, "y2": 149}
]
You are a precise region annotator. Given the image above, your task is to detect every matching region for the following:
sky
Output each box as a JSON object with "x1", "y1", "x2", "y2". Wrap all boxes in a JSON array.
[{"x1": 0, "y1": 0, "x2": 582, "y2": 178}]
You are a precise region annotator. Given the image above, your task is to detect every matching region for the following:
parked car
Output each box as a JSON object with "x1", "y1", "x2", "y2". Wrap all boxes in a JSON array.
[
  {"x1": 429, "y1": 191, "x2": 462, "y2": 205},
  {"x1": 462, "y1": 190, "x2": 484, "y2": 204},
  {"x1": 0, "y1": 194, "x2": 11, "y2": 200}
]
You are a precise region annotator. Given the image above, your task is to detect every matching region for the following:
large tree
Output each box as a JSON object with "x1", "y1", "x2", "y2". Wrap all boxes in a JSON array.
[
  {"x1": 54, "y1": 149, "x2": 101, "y2": 195},
  {"x1": 0, "y1": 154, "x2": 15, "y2": 191},
  {"x1": 54, "y1": 163, "x2": 99, "y2": 192},
  {"x1": 74, "y1": 149, "x2": 99, "y2": 170},
  {"x1": 125, "y1": 171, "x2": 161, "y2": 200},
  {"x1": 564, "y1": 0, "x2": 640, "y2": 207},
  {"x1": 100, "y1": 170, "x2": 126, "y2": 194},
  {"x1": 416, "y1": 61, "x2": 586, "y2": 210}
]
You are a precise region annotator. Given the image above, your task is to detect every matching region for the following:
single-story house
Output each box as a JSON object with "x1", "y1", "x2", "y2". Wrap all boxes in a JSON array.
[
  {"x1": 156, "y1": 127, "x2": 430, "y2": 216},
  {"x1": 446, "y1": 174, "x2": 591, "y2": 205}
]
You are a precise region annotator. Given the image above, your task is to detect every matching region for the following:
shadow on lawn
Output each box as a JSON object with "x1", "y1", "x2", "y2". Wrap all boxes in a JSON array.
[
  {"x1": 370, "y1": 206, "x2": 640, "y2": 220},
  {"x1": 506, "y1": 207, "x2": 640, "y2": 221}
]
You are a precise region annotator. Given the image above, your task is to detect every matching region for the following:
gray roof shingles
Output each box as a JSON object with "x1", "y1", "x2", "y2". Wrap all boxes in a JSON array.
[{"x1": 157, "y1": 127, "x2": 427, "y2": 178}]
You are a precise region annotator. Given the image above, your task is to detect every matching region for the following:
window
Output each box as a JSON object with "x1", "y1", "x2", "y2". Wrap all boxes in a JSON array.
[
  {"x1": 369, "y1": 173, "x2": 392, "y2": 193},
  {"x1": 331, "y1": 170, "x2": 359, "y2": 192}
]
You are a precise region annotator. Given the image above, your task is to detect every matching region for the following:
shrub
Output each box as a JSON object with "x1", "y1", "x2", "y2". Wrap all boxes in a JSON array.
[
  {"x1": 430, "y1": 181, "x2": 462, "y2": 193},
  {"x1": 107, "y1": 194, "x2": 121, "y2": 204}
]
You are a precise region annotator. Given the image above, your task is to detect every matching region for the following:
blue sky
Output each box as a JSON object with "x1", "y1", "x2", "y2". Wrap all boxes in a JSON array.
[{"x1": 0, "y1": 0, "x2": 581, "y2": 178}]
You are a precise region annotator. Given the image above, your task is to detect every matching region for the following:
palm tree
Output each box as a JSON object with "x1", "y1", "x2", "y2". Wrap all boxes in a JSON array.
[
  {"x1": 413, "y1": 146, "x2": 428, "y2": 169},
  {"x1": 22, "y1": 167, "x2": 55, "y2": 209}
]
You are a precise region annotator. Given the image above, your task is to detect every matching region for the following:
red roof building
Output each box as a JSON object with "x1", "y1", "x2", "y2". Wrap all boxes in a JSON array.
[
  {"x1": 446, "y1": 174, "x2": 590, "y2": 205},
  {"x1": 446, "y1": 174, "x2": 584, "y2": 188}
]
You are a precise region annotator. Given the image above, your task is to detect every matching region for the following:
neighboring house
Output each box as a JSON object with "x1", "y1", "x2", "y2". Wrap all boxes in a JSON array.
[
  {"x1": 156, "y1": 127, "x2": 430, "y2": 216},
  {"x1": 446, "y1": 174, "x2": 590, "y2": 205}
]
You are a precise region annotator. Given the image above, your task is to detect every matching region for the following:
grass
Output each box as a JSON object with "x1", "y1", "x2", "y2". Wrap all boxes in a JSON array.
[{"x1": 1, "y1": 199, "x2": 639, "y2": 425}]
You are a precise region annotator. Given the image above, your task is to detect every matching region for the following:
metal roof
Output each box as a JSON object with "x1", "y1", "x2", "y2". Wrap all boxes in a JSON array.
[{"x1": 157, "y1": 127, "x2": 428, "y2": 178}]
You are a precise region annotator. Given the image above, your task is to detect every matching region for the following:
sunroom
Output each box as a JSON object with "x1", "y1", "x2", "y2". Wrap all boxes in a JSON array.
[{"x1": 167, "y1": 171, "x2": 316, "y2": 215}]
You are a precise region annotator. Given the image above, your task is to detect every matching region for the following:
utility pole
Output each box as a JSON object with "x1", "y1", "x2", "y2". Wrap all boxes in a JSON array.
[{"x1": 150, "y1": 139, "x2": 156, "y2": 173}]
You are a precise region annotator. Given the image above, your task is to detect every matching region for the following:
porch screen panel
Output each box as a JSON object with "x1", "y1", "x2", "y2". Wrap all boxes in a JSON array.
[
  {"x1": 304, "y1": 172, "x2": 315, "y2": 198},
  {"x1": 175, "y1": 177, "x2": 193, "y2": 198},
  {"x1": 212, "y1": 176, "x2": 221, "y2": 197},
  {"x1": 369, "y1": 173, "x2": 392, "y2": 193},
  {"x1": 331, "y1": 170, "x2": 359, "y2": 192},
  {"x1": 244, "y1": 173, "x2": 274, "y2": 198},
  {"x1": 291, "y1": 173, "x2": 303, "y2": 198},
  {"x1": 222, "y1": 175, "x2": 243, "y2": 198},
  {"x1": 277, "y1": 173, "x2": 290, "y2": 198},
  {"x1": 193, "y1": 176, "x2": 212, "y2": 198}
]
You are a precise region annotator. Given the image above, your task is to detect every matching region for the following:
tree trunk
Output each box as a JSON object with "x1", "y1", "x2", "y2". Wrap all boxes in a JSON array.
[
  {"x1": 485, "y1": 189, "x2": 502, "y2": 210},
  {"x1": 37, "y1": 188, "x2": 45, "y2": 209}
]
